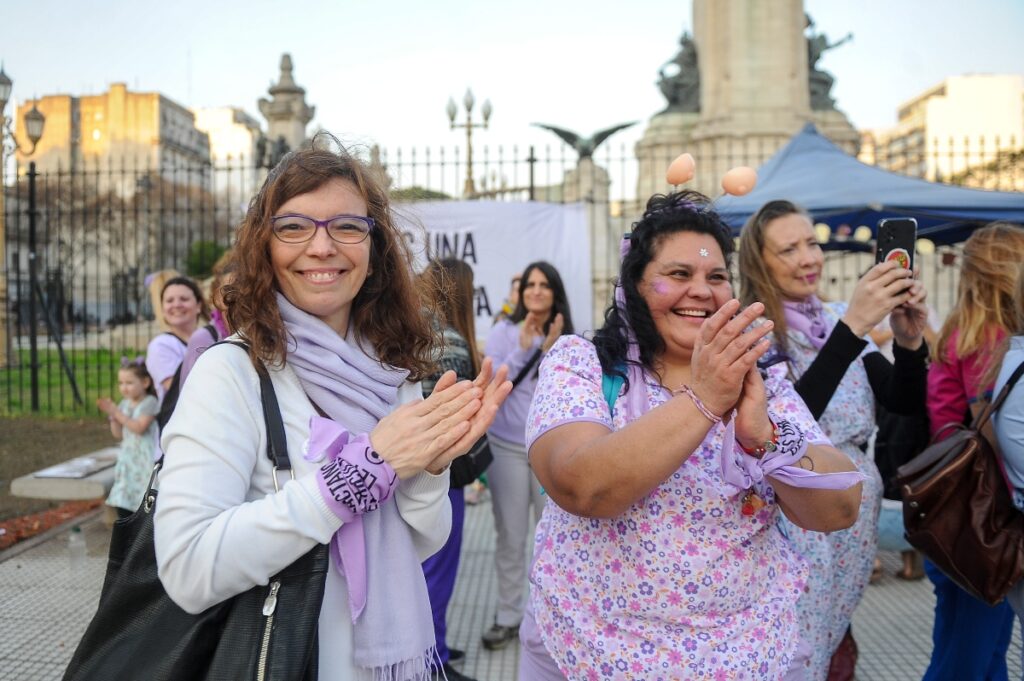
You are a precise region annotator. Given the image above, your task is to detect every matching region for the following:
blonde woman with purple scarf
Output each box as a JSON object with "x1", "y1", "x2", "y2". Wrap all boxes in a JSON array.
[
  {"x1": 155, "y1": 141, "x2": 512, "y2": 680},
  {"x1": 738, "y1": 200, "x2": 929, "y2": 680}
]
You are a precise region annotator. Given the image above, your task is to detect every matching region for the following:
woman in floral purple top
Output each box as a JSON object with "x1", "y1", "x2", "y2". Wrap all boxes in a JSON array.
[{"x1": 521, "y1": 192, "x2": 865, "y2": 680}]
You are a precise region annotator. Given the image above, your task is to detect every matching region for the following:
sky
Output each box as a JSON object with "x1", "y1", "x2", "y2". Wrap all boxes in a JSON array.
[{"x1": 2, "y1": 0, "x2": 1022, "y2": 162}]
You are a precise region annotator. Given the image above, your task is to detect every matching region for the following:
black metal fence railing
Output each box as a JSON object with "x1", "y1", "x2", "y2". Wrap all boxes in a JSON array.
[
  {"x1": 1, "y1": 156, "x2": 256, "y2": 414},
  {"x1": 1, "y1": 140, "x2": 1020, "y2": 414}
]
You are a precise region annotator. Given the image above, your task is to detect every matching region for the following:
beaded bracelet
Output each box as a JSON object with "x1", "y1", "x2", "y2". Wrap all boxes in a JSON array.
[
  {"x1": 737, "y1": 419, "x2": 779, "y2": 459},
  {"x1": 672, "y1": 384, "x2": 723, "y2": 424}
]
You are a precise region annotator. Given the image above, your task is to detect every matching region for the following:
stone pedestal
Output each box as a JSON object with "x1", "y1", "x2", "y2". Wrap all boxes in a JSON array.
[
  {"x1": 634, "y1": 111, "x2": 700, "y2": 202},
  {"x1": 561, "y1": 159, "x2": 617, "y2": 327},
  {"x1": 685, "y1": 0, "x2": 814, "y2": 196},
  {"x1": 631, "y1": 0, "x2": 862, "y2": 197},
  {"x1": 810, "y1": 109, "x2": 860, "y2": 154}
]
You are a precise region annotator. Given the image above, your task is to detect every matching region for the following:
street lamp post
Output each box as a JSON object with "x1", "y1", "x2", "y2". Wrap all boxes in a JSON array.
[
  {"x1": 447, "y1": 89, "x2": 491, "y2": 198},
  {"x1": 0, "y1": 64, "x2": 46, "y2": 369}
]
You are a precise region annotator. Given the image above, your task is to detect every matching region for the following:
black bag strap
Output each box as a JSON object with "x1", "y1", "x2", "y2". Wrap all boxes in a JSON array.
[
  {"x1": 256, "y1": 359, "x2": 291, "y2": 473},
  {"x1": 157, "y1": 341, "x2": 290, "y2": 473},
  {"x1": 970, "y1": 359, "x2": 1024, "y2": 497},
  {"x1": 974, "y1": 359, "x2": 1024, "y2": 431},
  {"x1": 511, "y1": 349, "x2": 542, "y2": 389},
  {"x1": 164, "y1": 331, "x2": 188, "y2": 346}
]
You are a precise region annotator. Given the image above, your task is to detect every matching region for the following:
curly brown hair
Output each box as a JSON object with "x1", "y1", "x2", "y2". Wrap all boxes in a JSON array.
[{"x1": 223, "y1": 140, "x2": 436, "y2": 379}]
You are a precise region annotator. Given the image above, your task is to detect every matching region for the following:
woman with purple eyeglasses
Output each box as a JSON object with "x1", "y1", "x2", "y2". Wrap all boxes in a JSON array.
[
  {"x1": 155, "y1": 140, "x2": 512, "y2": 679},
  {"x1": 519, "y1": 191, "x2": 865, "y2": 680}
]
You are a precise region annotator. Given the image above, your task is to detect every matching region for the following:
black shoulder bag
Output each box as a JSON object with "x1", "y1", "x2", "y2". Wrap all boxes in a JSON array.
[{"x1": 64, "y1": 348, "x2": 329, "y2": 681}]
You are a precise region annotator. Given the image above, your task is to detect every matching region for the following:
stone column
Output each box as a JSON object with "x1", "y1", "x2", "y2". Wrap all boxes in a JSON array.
[
  {"x1": 562, "y1": 158, "x2": 615, "y2": 327},
  {"x1": 634, "y1": 111, "x2": 701, "y2": 204},
  {"x1": 689, "y1": 0, "x2": 812, "y2": 196}
]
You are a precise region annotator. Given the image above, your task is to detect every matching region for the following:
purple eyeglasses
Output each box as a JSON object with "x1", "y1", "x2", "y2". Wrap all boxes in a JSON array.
[{"x1": 271, "y1": 213, "x2": 375, "y2": 244}]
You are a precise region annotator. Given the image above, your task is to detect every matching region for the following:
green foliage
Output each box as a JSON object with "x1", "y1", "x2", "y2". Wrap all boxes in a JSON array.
[
  {"x1": 0, "y1": 347, "x2": 145, "y2": 416},
  {"x1": 391, "y1": 186, "x2": 452, "y2": 202},
  {"x1": 186, "y1": 240, "x2": 228, "y2": 279}
]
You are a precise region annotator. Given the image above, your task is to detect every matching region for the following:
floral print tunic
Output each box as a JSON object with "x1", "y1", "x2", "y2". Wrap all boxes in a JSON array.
[
  {"x1": 105, "y1": 395, "x2": 159, "y2": 512},
  {"x1": 525, "y1": 336, "x2": 831, "y2": 680},
  {"x1": 773, "y1": 302, "x2": 884, "y2": 681}
]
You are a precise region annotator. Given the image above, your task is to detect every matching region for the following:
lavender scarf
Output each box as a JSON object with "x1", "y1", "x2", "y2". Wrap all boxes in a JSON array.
[
  {"x1": 782, "y1": 296, "x2": 830, "y2": 350},
  {"x1": 277, "y1": 294, "x2": 437, "y2": 680}
]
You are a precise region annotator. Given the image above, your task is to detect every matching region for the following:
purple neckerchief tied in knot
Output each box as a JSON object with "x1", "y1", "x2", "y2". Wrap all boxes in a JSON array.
[
  {"x1": 309, "y1": 416, "x2": 398, "y2": 623},
  {"x1": 720, "y1": 414, "x2": 867, "y2": 492},
  {"x1": 782, "y1": 296, "x2": 830, "y2": 350}
]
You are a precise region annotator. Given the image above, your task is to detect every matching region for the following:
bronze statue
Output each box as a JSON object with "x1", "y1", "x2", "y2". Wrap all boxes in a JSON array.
[
  {"x1": 805, "y1": 14, "x2": 852, "y2": 111},
  {"x1": 657, "y1": 31, "x2": 700, "y2": 113},
  {"x1": 531, "y1": 122, "x2": 637, "y2": 160}
]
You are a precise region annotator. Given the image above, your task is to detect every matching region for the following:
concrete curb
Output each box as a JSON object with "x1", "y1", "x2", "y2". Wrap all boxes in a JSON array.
[{"x1": 0, "y1": 507, "x2": 104, "y2": 564}]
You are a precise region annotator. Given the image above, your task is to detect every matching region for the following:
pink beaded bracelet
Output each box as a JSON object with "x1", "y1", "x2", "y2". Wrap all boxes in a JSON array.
[{"x1": 672, "y1": 384, "x2": 723, "y2": 424}]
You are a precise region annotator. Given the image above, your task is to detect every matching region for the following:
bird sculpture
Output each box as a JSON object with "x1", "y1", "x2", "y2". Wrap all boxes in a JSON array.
[{"x1": 532, "y1": 121, "x2": 637, "y2": 159}]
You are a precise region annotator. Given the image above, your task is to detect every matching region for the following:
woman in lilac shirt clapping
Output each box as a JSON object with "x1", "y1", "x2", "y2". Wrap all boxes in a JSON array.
[{"x1": 481, "y1": 261, "x2": 573, "y2": 651}]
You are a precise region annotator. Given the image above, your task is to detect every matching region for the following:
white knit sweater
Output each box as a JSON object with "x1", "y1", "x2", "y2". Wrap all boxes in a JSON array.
[{"x1": 155, "y1": 342, "x2": 451, "y2": 678}]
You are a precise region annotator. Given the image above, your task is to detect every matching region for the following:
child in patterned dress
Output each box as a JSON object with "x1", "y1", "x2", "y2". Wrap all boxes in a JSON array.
[{"x1": 96, "y1": 358, "x2": 159, "y2": 519}]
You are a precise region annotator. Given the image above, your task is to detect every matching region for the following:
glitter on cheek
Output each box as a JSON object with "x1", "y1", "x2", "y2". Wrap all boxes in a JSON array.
[{"x1": 651, "y1": 279, "x2": 670, "y2": 295}]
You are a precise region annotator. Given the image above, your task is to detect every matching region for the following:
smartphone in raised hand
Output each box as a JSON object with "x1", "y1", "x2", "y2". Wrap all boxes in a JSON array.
[{"x1": 875, "y1": 218, "x2": 917, "y2": 271}]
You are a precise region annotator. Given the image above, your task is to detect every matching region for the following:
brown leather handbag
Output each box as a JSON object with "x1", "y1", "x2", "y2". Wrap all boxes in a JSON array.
[{"x1": 896, "y1": 361, "x2": 1024, "y2": 606}]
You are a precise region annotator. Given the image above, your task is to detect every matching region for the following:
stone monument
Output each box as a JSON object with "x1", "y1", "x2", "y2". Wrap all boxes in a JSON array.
[
  {"x1": 635, "y1": 31, "x2": 702, "y2": 201},
  {"x1": 533, "y1": 122, "x2": 636, "y2": 327},
  {"x1": 258, "y1": 54, "x2": 315, "y2": 161},
  {"x1": 804, "y1": 15, "x2": 860, "y2": 152},
  {"x1": 634, "y1": 0, "x2": 859, "y2": 200}
]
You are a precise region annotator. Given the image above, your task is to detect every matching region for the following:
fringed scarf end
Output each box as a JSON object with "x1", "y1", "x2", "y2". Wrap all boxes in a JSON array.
[{"x1": 369, "y1": 646, "x2": 441, "y2": 681}]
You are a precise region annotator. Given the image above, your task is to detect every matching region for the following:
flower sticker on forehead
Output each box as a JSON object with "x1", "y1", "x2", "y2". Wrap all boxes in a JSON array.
[{"x1": 699, "y1": 248, "x2": 709, "y2": 258}]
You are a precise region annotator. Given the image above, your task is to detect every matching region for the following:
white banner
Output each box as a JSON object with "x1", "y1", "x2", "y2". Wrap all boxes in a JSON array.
[{"x1": 397, "y1": 201, "x2": 593, "y2": 336}]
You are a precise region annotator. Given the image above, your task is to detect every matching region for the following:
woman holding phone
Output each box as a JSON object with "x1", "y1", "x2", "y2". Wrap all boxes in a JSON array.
[{"x1": 738, "y1": 200, "x2": 930, "y2": 680}]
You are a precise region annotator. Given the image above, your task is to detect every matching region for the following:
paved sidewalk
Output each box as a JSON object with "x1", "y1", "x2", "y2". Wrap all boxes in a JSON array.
[{"x1": 0, "y1": 499, "x2": 1019, "y2": 680}]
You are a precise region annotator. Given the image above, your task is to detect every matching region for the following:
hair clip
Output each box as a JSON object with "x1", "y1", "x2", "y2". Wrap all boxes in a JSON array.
[{"x1": 120, "y1": 355, "x2": 145, "y2": 368}]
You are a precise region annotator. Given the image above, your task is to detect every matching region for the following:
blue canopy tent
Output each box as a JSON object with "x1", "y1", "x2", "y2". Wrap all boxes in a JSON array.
[{"x1": 714, "y1": 124, "x2": 1024, "y2": 245}]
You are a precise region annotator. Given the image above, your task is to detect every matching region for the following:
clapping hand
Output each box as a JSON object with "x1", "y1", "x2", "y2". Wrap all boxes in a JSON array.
[
  {"x1": 369, "y1": 359, "x2": 513, "y2": 479},
  {"x1": 426, "y1": 357, "x2": 513, "y2": 473},
  {"x1": 541, "y1": 313, "x2": 564, "y2": 352},
  {"x1": 96, "y1": 397, "x2": 117, "y2": 416},
  {"x1": 370, "y1": 372, "x2": 482, "y2": 479},
  {"x1": 689, "y1": 300, "x2": 774, "y2": 418},
  {"x1": 519, "y1": 313, "x2": 543, "y2": 350},
  {"x1": 733, "y1": 367, "x2": 775, "y2": 451}
]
